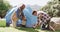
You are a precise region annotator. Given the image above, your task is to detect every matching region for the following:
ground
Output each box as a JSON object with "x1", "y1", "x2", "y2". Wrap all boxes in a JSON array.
[
  {"x1": 0, "y1": 19, "x2": 60, "y2": 32},
  {"x1": 0, "y1": 27, "x2": 50, "y2": 32}
]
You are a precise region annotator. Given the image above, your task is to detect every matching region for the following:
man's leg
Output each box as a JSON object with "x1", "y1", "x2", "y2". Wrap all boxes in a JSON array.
[
  {"x1": 12, "y1": 21, "x2": 16, "y2": 27},
  {"x1": 6, "y1": 23, "x2": 10, "y2": 27},
  {"x1": 22, "y1": 21, "x2": 26, "y2": 27}
]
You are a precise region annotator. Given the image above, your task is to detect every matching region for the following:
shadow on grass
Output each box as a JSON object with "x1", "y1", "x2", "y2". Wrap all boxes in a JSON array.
[
  {"x1": 15, "y1": 26, "x2": 51, "y2": 32},
  {"x1": 16, "y1": 27, "x2": 39, "y2": 32},
  {"x1": 55, "y1": 30, "x2": 60, "y2": 32},
  {"x1": 0, "y1": 26, "x2": 5, "y2": 28}
]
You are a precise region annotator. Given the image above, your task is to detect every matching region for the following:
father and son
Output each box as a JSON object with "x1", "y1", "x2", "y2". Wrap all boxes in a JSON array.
[{"x1": 8, "y1": 4, "x2": 54, "y2": 31}]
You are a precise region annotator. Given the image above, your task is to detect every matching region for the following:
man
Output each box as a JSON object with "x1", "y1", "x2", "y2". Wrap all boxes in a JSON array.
[
  {"x1": 17, "y1": 4, "x2": 26, "y2": 27},
  {"x1": 11, "y1": 4, "x2": 26, "y2": 27}
]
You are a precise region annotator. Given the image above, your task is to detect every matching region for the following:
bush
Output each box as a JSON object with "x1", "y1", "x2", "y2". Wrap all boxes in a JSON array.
[
  {"x1": 0, "y1": 0, "x2": 11, "y2": 18},
  {"x1": 40, "y1": 0, "x2": 60, "y2": 17}
]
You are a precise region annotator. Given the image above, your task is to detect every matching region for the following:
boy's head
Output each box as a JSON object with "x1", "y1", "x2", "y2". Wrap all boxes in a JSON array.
[{"x1": 32, "y1": 11, "x2": 37, "y2": 16}]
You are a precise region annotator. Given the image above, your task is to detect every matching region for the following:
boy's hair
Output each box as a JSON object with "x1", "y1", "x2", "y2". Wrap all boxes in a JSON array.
[{"x1": 32, "y1": 11, "x2": 37, "y2": 15}]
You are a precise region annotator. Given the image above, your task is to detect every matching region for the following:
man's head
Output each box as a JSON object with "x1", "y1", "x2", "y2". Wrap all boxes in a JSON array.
[
  {"x1": 18, "y1": 4, "x2": 25, "y2": 19},
  {"x1": 20, "y1": 4, "x2": 25, "y2": 10},
  {"x1": 18, "y1": 4, "x2": 25, "y2": 16},
  {"x1": 32, "y1": 11, "x2": 37, "y2": 16}
]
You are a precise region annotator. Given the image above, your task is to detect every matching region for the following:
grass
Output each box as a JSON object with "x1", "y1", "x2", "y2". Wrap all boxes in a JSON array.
[
  {"x1": 0, "y1": 19, "x2": 6, "y2": 27},
  {"x1": 0, "y1": 19, "x2": 60, "y2": 32},
  {"x1": 16, "y1": 27, "x2": 39, "y2": 32},
  {"x1": 0, "y1": 27, "x2": 50, "y2": 32}
]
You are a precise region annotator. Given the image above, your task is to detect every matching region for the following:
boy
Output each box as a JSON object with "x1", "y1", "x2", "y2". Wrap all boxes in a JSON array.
[
  {"x1": 32, "y1": 11, "x2": 37, "y2": 28},
  {"x1": 38, "y1": 11, "x2": 51, "y2": 30}
]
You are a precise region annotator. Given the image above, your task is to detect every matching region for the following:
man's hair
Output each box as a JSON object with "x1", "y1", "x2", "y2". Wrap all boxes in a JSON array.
[
  {"x1": 19, "y1": 4, "x2": 25, "y2": 11},
  {"x1": 32, "y1": 11, "x2": 37, "y2": 15}
]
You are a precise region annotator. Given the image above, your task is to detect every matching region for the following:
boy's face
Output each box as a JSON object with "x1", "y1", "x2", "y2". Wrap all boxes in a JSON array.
[{"x1": 33, "y1": 12, "x2": 37, "y2": 16}]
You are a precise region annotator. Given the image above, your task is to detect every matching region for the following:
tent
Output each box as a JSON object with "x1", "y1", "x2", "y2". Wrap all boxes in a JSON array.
[
  {"x1": 23, "y1": 6, "x2": 37, "y2": 27},
  {"x1": 5, "y1": 6, "x2": 37, "y2": 27},
  {"x1": 5, "y1": 7, "x2": 18, "y2": 26}
]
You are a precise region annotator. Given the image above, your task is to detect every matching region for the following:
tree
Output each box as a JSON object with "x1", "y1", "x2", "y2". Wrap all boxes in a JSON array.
[
  {"x1": 40, "y1": 0, "x2": 60, "y2": 17},
  {"x1": 0, "y1": 0, "x2": 11, "y2": 18}
]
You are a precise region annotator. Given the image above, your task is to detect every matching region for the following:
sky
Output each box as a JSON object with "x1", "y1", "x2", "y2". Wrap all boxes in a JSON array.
[{"x1": 6, "y1": 0, "x2": 51, "y2": 7}]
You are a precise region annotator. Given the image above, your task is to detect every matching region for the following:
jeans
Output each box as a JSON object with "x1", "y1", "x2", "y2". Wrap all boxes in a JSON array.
[{"x1": 40, "y1": 22, "x2": 46, "y2": 30}]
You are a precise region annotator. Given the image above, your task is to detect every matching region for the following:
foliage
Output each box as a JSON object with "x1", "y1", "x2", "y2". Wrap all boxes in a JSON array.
[
  {"x1": 0, "y1": 19, "x2": 6, "y2": 27},
  {"x1": 40, "y1": 0, "x2": 60, "y2": 17},
  {"x1": 0, "y1": 0, "x2": 11, "y2": 18}
]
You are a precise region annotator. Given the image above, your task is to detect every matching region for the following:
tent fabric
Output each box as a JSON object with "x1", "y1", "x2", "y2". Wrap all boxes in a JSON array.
[
  {"x1": 5, "y1": 6, "x2": 37, "y2": 27},
  {"x1": 5, "y1": 7, "x2": 18, "y2": 24},
  {"x1": 23, "y1": 9, "x2": 32, "y2": 27},
  {"x1": 23, "y1": 6, "x2": 37, "y2": 27}
]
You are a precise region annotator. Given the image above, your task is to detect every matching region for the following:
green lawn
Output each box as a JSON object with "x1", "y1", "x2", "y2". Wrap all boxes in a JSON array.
[
  {"x1": 0, "y1": 19, "x2": 6, "y2": 27},
  {"x1": 0, "y1": 27, "x2": 50, "y2": 32},
  {"x1": 0, "y1": 19, "x2": 60, "y2": 32}
]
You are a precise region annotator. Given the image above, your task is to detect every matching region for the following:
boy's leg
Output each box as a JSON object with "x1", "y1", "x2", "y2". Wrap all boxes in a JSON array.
[
  {"x1": 46, "y1": 20, "x2": 50, "y2": 30},
  {"x1": 41, "y1": 22, "x2": 46, "y2": 30}
]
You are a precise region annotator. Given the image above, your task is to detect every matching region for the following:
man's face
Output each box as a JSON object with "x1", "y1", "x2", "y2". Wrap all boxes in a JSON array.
[
  {"x1": 19, "y1": 4, "x2": 25, "y2": 17},
  {"x1": 20, "y1": 4, "x2": 25, "y2": 10},
  {"x1": 34, "y1": 12, "x2": 37, "y2": 16}
]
